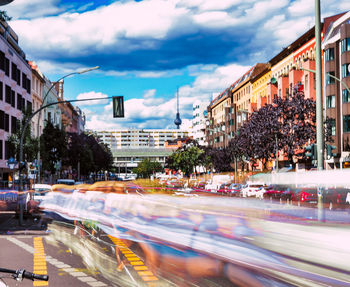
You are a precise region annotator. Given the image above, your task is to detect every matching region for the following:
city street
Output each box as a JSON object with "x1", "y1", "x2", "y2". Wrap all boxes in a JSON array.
[{"x1": 0, "y1": 214, "x2": 112, "y2": 287}]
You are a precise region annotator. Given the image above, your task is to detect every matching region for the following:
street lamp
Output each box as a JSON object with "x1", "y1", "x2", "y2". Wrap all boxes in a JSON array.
[
  {"x1": 7, "y1": 157, "x2": 17, "y2": 188},
  {"x1": 36, "y1": 66, "x2": 99, "y2": 183}
]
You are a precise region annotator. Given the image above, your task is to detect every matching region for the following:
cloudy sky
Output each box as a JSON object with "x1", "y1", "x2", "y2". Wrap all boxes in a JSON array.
[{"x1": 4, "y1": 0, "x2": 350, "y2": 130}]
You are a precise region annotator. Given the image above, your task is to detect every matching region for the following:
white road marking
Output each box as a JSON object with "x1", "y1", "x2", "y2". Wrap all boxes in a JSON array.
[{"x1": 6, "y1": 237, "x2": 109, "y2": 286}]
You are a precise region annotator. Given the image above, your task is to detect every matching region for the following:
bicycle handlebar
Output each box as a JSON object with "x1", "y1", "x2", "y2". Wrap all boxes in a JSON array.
[
  {"x1": 0, "y1": 268, "x2": 49, "y2": 281},
  {"x1": 23, "y1": 270, "x2": 49, "y2": 281}
]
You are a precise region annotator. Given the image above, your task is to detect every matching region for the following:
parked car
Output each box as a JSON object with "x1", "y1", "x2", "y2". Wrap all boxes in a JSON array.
[
  {"x1": 263, "y1": 184, "x2": 291, "y2": 201},
  {"x1": 323, "y1": 187, "x2": 350, "y2": 210},
  {"x1": 228, "y1": 183, "x2": 242, "y2": 197},
  {"x1": 291, "y1": 187, "x2": 318, "y2": 206},
  {"x1": 241, "y1": 182, "x2": 266, "y2": 198}
]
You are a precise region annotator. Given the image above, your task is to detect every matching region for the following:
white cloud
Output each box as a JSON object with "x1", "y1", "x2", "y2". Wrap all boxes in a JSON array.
[
  {"x1": 288, "y1": 0, "x2": 314, "y2": 17},
  {"x1": 6, "y1": 0, "x2": 63, "y2": 19},
  {"x1": 76, "y1": 91, "x2": 110, "y2": 106},
  {"x1": 84, "y1": 62, "x2": 250, "y2": 130}
]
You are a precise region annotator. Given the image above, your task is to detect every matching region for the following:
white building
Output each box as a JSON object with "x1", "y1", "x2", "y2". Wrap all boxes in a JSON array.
[
  {"x1": 192, "y1": 100, "x2": 209, "y2": 146},
  {"x1": 0, "y1": 20, "x2": 32, "y2": 182},
  {"x1": 93, "y1": 129, "x2": 189, "y2": 174}
]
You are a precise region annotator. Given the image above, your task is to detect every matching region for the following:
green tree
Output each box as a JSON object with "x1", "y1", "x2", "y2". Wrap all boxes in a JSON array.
[
  {"x1": 65, "y1": 132, "x2": 94, "y2": 178},
  {"x1": 40, "y1": 121, "x2": 67, "y2": 175},
  {"x1": 8, "y1": 107, "x2": 38, "y2": 164},
  {"x1": 166, "y1": 141, "x2": 204, "y2": 177},
  {"x1": 84, "y1": 134, "x2": 114, "y2": 179},
  {"x1": 133, "y1": 159, "x2": 162, "y2": 178}
]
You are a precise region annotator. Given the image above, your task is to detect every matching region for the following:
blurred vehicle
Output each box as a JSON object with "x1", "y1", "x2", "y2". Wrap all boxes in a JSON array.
[
  {"x1": 241, "y1": 182, "x2": 265, "y2": 198},
  {"x1": 323, "y1": 187, "x2": 350, "y2": 210},
  {"x1": 205, "y1": 175, "x2": 231, "y2": 193},
  {"x1": 32, "y1": 184, "x2": 52, "y2": 202},
  {"x1": 263, "y1": 184, "x2": 291, "y2": 201},
  {"x1": 291, "y1": 187, "x2": 318, "y2": 206},
  {"x1": 166, "y1": 179, "x2": 183, "y2": 189},
  {"x1": 56, "y1": 179, "x2": 75, "y2": 185},
  {"x1": 228, "y1": 183, "x2": 242, "y2": 196}
]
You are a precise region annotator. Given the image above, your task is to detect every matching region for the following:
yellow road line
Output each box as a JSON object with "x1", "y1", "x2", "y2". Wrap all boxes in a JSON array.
[
  {"x1": 108, "y1": 235, "x2": 159, "y2": 283},
  {"x1": 33, "y1": 237, "x2": 48, "y2": 286}
]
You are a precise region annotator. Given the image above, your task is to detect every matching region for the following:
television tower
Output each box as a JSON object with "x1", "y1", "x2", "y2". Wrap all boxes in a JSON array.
[{"x1": 174, "y1": 88, "x2": 182, "y2": 129}]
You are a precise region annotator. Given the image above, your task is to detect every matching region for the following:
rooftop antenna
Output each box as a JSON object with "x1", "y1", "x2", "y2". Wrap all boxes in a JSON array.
[{"x1": 174, "y1": 87, "x2": 182, "y2": 129}]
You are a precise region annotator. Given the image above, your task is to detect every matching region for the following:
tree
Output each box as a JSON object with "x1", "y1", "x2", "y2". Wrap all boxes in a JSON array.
[
  {"x1": 203, "y1": 146, "x2": 232, "y2": 172},
  {"x1": 274, "y1": 91, "x2": 316, "y2": 164},
  {"x1": 229, "y1": 90, "x2": 317, "y2": 169},
  {"x1": 7, "y1": 107, "x2": 38, "y2": 164},
  {"x1": 166, "y1": 140, "x2": 204, "y2": 177},
  {"x1": 65, "y1": 132, "x2": 94, "y2": 178},
  {"x1": 234, "y1": 104, "x2": 281, "y2": 169},
  {"x1": 133, "y1": 159, "x2": 162, "y2": 178},
  {"x1": 84, "y1": 134, "x2": 114, "y2": 178},
  {"x1": 40, "y1": 121, "x2": 67, "y2": 176}
]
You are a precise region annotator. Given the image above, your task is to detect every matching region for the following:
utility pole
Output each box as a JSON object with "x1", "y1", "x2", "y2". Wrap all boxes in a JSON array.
[{"x1": 315, "y1": 0, "x2": 324, "y2": 170}]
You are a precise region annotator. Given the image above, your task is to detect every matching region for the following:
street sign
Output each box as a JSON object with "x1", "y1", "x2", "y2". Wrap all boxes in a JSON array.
[{"x1": 113, "y1": 96, "x2": 124, "y2": 118}]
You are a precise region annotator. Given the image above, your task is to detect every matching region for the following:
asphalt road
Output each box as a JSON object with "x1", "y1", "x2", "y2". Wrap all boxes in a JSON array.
[{"x1": 0, "y1": 213, "x2": 112, "y2": 287}]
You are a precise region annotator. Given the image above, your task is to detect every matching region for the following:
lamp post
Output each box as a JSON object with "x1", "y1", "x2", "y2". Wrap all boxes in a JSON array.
[
  {"x1": 36, "y1": 66, "x2": 99, "y2": 183},
  {"x1": 315, "y1": 0, "x2": 324, "y2": 171},
  {"x1": 17, "y1": 95, "x2": 113, "y2": 225},
  {"x1": 6, "y1": 157, "x2": 17, "y2": 188}
]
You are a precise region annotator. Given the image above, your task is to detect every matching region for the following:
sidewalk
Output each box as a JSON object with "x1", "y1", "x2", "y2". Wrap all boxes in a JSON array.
[{"x1": 0, "y1": 211, "x2": 49, "y2": 235}]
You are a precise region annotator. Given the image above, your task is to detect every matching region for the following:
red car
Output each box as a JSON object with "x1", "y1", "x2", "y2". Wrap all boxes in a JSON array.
[
  {"x1": 291, "y1": 187, "x2": 318, "y2": 206},
  {"x1": 323, "y1": 188, "x2": 350, "y2": 210}
]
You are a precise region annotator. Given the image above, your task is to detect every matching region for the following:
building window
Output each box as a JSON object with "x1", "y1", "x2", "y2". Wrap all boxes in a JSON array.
[
  {"x1": 325, "y1": 48, "x2": 334, "y2": 61},
  {"x1": 5, "y1": 140, "x2": 9, "y2": 160},
  {"x1": 5, "y1": 85, "x2": 11, "y2": 104},
  {"x1": 326, "y1": 72, "x2": 335, "y2": 85},
  {"x1": 326, "y1": 95, "x2": 335, "y2": 108},
  {"x1": 344, "y1": 115, "x2": 350, "y2": 133},
  {"x1": 341, "y1": 38, "x2": 350, "y2": 53},
  {"x1": 0, "y1": 110, "x2": 3, "y2": 130},
  {"x1": 11, "y1": 116, "x2": 17, "y2": 134},
  {"x1": 0, "y1": 81, "x2": 2, "y2": 101},
  {"x1": 341, "y1": 64, "x2": 350, "y2": 78},
  {"x1": 0, "y1": 140, "x2": 2, "y2": 160},
  {"x1": 5, "y1": 58, "x2": 9, "y2": 77},
  {"x1": 343, "y1": 89, "x2": 350, "y2": 103},
  {"x1": 5, "y1": 114, "x2": 9, "y2": 132},
  {"x1": 329, "y1": 119, "x2": 336, "y2": 136}
]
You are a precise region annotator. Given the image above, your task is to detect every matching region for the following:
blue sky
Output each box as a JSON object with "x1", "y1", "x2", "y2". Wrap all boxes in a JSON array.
[{"x1": 4, "y1": 0, "x2": 350, "y2": 130}]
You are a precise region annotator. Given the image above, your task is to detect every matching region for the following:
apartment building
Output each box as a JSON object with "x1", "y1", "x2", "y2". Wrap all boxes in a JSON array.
[
  {"x1": 192, "y1": 100, "x2": 209, "y2": 146},
  {"x1": 43, "y1": 76, "x2": 61, "y2": 129},
  {"x1": 29, "y1": 61, "x2": 44, "y2": 137},
  {"x1": 322, "y1": 11, "x2": 350, "y2": 168},
  {"x1": 207, "y1": 63, "x2": 268, "y2": 149},
  {"x1": 0, "y1": 20, "x2": 32, "y2": 180},
  {"x1": 94, "y1": 129, "x2": 189, "y2": 172}
]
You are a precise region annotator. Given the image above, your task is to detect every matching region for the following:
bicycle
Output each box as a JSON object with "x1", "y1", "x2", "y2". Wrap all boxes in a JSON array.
[{"x1": 0, "y1": 268, "x2": 48, "y2": 287}]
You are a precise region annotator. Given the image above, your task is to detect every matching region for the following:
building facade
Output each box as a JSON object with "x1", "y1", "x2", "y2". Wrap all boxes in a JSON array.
[
  {"x1": 0, "y1": 20, "x2": 32, "y2": 181},
  {"x1": 322, "y1": 11, "x2": 350, "y2": 168},
  {"x1": 28, "y1": 61, "x2": 45, "y2": 137},
  {"x1": 94, "y1": 129, "x2": 189, "y2": 173},
  {"x1": 192, "y1": 100, "x2": 208, "y2": 146}
]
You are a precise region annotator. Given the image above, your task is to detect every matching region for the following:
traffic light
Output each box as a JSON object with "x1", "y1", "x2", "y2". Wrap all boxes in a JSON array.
[
  {"x1": 305, "y1": 143, "x2": 316, "y2": 159},
  {"x1": 113, "y1": 96, "x2": 124, "y2": 118},
  {"x1": 326, "y1": 144, "x2": 337, "y2": 159}
]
